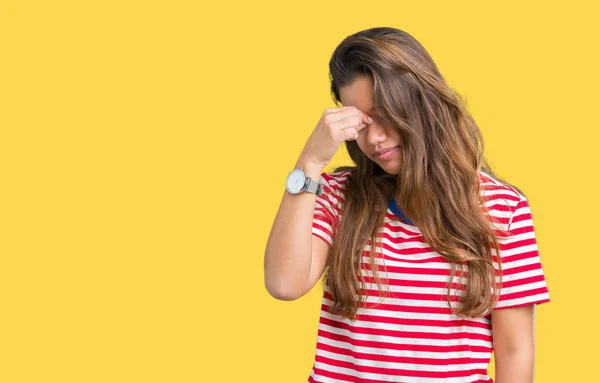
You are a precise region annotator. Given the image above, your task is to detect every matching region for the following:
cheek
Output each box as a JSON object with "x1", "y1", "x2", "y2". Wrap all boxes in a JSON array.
[{"x1": 355, "y1": 137, "x2": 370, "y2": 157}]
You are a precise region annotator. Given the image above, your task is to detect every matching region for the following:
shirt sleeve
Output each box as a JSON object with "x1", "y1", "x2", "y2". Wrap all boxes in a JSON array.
[
  {"x1": 311, "y1": 172, "x2": 346, "y2": 247},
  {"x1": 493, "y1": 196, "x2": 551, "y2": 310}
]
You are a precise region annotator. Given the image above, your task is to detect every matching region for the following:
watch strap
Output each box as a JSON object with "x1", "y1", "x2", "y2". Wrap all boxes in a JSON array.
[{"x1": 305, "y1": 177, "x2": 323, "y2": 195}]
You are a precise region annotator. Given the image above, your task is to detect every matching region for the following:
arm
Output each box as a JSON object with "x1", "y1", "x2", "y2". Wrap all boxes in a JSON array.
[
  {"x1": 492, "y1": 304, "x2": 536, "y2": 383},
  {"x1": 263, "y1": 157, "x2": 325, "y2": 300}
]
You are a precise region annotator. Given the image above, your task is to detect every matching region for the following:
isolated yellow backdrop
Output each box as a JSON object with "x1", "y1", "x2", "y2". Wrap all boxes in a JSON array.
[{"x1": 1, "y1": 1, "x2": 598, "y2": 382}]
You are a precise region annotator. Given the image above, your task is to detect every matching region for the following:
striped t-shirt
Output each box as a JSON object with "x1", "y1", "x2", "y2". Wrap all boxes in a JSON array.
[{"x1": 308, "y1": 170, "x2": 551, "y2": 383}]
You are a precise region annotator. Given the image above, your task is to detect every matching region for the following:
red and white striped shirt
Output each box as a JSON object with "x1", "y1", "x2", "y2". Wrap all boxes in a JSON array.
[{"x1": 308, "y1": 170, "x2": 550, "y2": 383}]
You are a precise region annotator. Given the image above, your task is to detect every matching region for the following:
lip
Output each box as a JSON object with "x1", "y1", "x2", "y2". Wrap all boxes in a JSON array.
[{"x1": 374, "y1": 146, "x2": 400, "y2": 160}]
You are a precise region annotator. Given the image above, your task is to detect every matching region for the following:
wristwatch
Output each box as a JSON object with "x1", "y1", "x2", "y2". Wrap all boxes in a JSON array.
[{"x1": 285, "y1": 168, "x2": 323, "y2": 195}]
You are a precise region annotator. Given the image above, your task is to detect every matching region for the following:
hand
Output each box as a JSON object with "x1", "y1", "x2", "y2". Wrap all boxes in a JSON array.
[{"x1": 299, "y1": 106, "x2": 372, "y2": 168}]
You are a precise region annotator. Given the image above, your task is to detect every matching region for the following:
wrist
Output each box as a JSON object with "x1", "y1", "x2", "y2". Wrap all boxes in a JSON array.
[{"x1": 294, "y1": 157, "x2": 325, "y2": 181}]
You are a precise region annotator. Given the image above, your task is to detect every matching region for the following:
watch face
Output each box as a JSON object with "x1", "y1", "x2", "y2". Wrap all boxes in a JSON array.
[{"x1": 286, "y1": 169, "x2": 306, "y2": 194}]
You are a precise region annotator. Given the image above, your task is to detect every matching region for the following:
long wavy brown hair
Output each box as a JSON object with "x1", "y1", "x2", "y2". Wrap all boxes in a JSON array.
[{"x1": 322, "y1": 27, "x2": 526, "y2": 320}]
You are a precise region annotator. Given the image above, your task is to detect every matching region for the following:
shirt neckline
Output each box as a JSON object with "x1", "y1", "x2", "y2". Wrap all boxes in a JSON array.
[{"x1": 388, "y1": 199, "x2": 415, "y2": 225}]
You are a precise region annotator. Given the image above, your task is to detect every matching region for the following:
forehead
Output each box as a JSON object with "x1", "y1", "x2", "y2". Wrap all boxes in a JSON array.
[{"x1": 339, "y1": 75, "x2": 376, "y2": 112}]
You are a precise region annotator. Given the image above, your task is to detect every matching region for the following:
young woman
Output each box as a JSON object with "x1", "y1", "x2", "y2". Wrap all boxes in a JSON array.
[{"x1": 264, "y1": 27, "x2": 550, "y2": 383}]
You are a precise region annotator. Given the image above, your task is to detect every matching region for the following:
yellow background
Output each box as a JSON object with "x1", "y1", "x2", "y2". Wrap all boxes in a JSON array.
[{"x1": 1, "y1": 1, "x2": 597, "y2": 382}]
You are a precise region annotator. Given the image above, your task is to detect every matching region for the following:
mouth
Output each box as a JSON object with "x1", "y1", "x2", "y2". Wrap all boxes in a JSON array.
[{"x1": 374, "y1": 145, "x2": 400, "y2": 160}]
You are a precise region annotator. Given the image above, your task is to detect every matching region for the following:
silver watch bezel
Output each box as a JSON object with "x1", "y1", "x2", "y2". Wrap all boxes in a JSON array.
[{"x1": 286, "y1": 168, "x2": 307, "y2": 194}]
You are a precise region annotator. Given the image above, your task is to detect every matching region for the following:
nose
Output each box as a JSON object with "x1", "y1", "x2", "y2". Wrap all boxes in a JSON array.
[{"x1": 366, "y1": 121, "x2": 387, "y2": 146}]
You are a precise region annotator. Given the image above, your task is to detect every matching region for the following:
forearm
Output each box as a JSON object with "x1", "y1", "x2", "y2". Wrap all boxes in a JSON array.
[{"x1": 494, "y1": 350, "x2": 534, "y2": 383}]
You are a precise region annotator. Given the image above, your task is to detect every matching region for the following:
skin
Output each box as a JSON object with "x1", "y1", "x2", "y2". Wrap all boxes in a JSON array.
[
  {"x1": 492, "y1": 305, "x2": 536, "y2": 382},
  {"x1": 339, "y1": 73, "x2": 537, "y2": 382}
]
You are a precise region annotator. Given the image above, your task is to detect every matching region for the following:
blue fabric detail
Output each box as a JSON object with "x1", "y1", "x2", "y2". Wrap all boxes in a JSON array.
[{"x1": 388, "y1": 199, "x2": 415, "y2": 225}]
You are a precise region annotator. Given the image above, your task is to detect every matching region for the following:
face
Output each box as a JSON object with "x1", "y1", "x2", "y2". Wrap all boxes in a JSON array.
[{"x1": 339, "y1": 74, "x2": 403, "y2": 175}]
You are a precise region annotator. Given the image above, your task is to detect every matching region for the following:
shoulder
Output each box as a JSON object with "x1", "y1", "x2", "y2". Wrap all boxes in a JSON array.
[
  {"x1": 478, "y1": 171, "x2": 528, "y2": 234},
  {"x1": 319, "y1": 169, "x2": 352, "y2": 190},
  {"x1": 316, "y1": 170, "x2": 353, "y2": 208},
  {"x1": 478, "y1": 171, "x2": 523, "y2": 201}
]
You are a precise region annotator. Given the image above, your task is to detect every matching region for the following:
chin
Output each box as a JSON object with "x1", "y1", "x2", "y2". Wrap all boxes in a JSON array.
[{"x1": 379, "y1": 162, "x2": 401, "y2": 175}]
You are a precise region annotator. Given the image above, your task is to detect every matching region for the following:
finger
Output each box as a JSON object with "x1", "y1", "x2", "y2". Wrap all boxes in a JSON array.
[
  {"x1": 356, "y1": 108, "x2": 374, "y2": 125},
  {"x1": 339, "y1": 116, "x2": 368, "y2": 133},
  {"x1": 337, "y1": 115, "x2": 371, "y2": 133},
  {"x1": 325, "y1": 106, "x2": 355, "y2": 115},
  {"x1": 343, "y1": 127, "x2": 358, "y2": 141},
  {"x1": 341, "y1": 106, "x2": 373, "y2": 126}
]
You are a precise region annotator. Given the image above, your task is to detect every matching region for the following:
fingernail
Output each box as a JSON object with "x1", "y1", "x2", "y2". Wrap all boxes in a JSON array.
[{"x1": 368, "y1": 116, "x2": 373, "y2": 123}]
